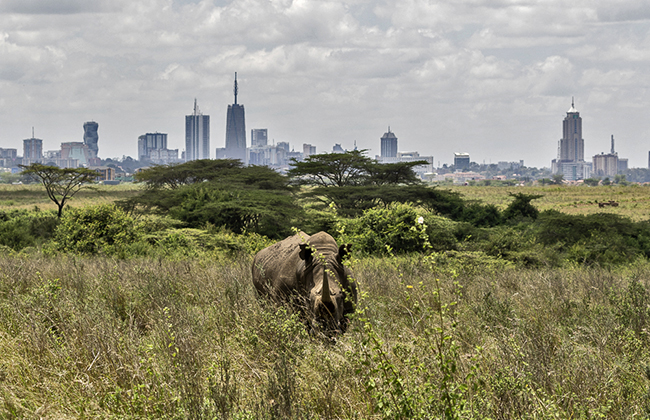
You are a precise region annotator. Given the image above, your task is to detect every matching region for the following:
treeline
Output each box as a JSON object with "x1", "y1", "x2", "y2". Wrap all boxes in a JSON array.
[{"x1": 4, "y1": 153, "x2": 650, "y2": 267}]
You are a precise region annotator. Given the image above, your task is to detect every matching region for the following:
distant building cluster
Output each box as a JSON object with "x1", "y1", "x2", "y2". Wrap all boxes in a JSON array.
[
  {"x1": 0, "y1": 123, "x2": 114, "y2": 181},
  {"x1": 376, "y1": 128, "x2": 434, "y2": 178},
  {"x1": 5, "y1": 74, "x2": 645, "y2": 186},
  {"x1": 551, "y1": 99, "x2": 629, "y2": 181}
]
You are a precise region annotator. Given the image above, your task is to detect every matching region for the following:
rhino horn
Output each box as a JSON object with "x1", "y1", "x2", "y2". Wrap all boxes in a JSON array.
[{"x1": 322, "y1": 266, "x2": 332, "y2": 303}]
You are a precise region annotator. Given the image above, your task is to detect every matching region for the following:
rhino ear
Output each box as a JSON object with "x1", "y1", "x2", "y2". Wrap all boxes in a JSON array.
[
  {"x1": 337, "y1": 244, "x2": 351, "y2": 264},
  {"x1": 299, "y1": 243, "x2": 313, "y2": 263}
]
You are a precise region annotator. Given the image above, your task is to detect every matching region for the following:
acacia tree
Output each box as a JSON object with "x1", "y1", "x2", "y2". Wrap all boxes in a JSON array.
[
  {"x1": 20, "y1": 163, "x2": 97, "y2": 217},
  {"x1": 288, "y1": 150, "x2": 437, "y2": 216},
  {"x1": 287, "y1": 150, "x2": 374, "y2": 187}
]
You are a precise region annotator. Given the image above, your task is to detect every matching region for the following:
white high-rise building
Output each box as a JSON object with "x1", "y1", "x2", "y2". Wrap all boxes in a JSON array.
[{"x1": 185, "y1": 99, "x2": 210, "y2": 161}]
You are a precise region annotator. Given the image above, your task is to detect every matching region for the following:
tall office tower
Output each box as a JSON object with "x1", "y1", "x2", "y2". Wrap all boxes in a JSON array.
[
  {"x1": 380, "y1": 127, "x2": 398, "y2": 158},
  {"x1": 138, "y1": 132, "x2": 168, "y2": 161},
  {"x1": 225, "y1": 72, "x2": 247, "y2": 162},
  {"x1": 185, "y1": 99, "x2": 210, "y2": 161},
  {"x1": 559, "y1": 99, "x2": 584, "y2": 162},
  {"x1": 552, "y1": 98, "x2": 590, "y2": 180},
  {"x1": 83, "y1": 121, "x2": 99, "y2": 158},
  {"x1": 251, "y1": 129, "x2": 268, "y2": 147},
  {"x1": 23, "y1": 134, "x2": 43, "y2": 163}
]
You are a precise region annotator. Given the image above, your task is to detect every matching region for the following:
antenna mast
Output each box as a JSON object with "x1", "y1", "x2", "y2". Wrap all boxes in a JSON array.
[{"x1": 234, "y1": 72, "x2": 238, "y2": 105}]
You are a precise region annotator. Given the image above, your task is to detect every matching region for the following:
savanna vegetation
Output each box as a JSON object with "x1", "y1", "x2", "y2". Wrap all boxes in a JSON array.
[{"x1": 2, "y1": 153, "x2": 650, "y2": 418}]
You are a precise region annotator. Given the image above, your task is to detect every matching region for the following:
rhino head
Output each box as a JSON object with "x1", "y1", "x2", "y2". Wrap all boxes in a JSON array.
[{"x1": 298, "y1": 242, "x2": 353, "y2": 333}]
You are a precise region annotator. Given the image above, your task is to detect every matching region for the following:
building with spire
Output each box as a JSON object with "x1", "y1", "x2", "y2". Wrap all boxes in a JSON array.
[
  {"x1": 380, "y1": 127, "x2": 398, "y2": 158},
  {"x1": 551, "y1": 98, "x2": 591, "y2": 180},
  {"x1": 223, "y1": 72, "x2": 247, "y2": 162},
  {"x1": 22, "y1": 130, "x2": 43, "y2": 165},
  {"x1": 376, "y1": 127, "x2": 434, "y2": 179},
  {"x1": 185, "y1": 99, "x2": 210, "y2": 161},
  {"x1": 592, "y1": 135, "x2": 628, "y2": 177}
]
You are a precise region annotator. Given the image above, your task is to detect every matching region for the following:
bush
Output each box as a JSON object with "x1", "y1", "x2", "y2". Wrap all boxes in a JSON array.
[
  {"x1": 0, "y1": 209, "x2": 58, "y2": 251},
  {"x1": 533, "y1": 211, "x2": 650, "y2": 266},
  {"x1": 336, "y1": 203, "x2": 433, "y2": 255},
  {"x1": 47, "y1": 204, "x2": 142, "y2": 256}
]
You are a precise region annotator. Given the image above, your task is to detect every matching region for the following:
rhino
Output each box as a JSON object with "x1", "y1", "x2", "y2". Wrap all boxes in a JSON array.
[{"x1": 252, "y1": 231, "x2": 357, "y2": 333}]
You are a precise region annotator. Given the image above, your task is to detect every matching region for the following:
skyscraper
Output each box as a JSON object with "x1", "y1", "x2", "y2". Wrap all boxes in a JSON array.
[
  {"x1": 185, "y1": 99, "x2": 210, "y2": 161},
  {"x1": 225, "y1": 73, "x2": 247, "y2": 162},
  {"x1": 138, "y1": 132, "x2": 167, "y2": 161},
  {"x1": 83, "y1": 121, "x2": 99, "y2": 158},
  {"x1": 23, "y1": 134, "x2": 43, "y2": 164},
  {"x1": 552, "y1": 98, "x2": 591, "y2": 180},
  {"x1": 380, "y1": 127, "x2": 398, "y2": 158},
  {"x1": 559, "y1": 99, "x2": 584, "y2": 162},
  {"x1": 251, "y1": 129, "x2": 268, "y2": 147}
]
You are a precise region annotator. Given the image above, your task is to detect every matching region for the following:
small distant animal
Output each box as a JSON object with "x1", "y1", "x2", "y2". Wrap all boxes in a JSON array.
[
  {"x1": 597, "y1": 200, "x2": 619, "y2": 208},
  {"x1": 252, "y1": 231, "x2": 357, "y2": 333}
]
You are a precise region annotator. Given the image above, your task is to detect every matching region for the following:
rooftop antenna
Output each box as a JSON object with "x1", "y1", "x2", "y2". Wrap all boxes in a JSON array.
[
  {"x1": 572, "y1": 96, "x2": 574, "y2": 108},
  {"x1": 193, "y1": 98, "x2": 198, "y2": 115},
  {"x1": 234, "y1": 72, "x2": 238, "y2": 105},
  {"x1": 611, "y1": 135, "x2": 615, "y2": 154},
  {"x1": 32, "y1": 127, "x2": 34, "y2": 138}
]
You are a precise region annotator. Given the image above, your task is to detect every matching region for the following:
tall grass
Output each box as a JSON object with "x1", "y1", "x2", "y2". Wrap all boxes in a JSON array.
[{"x1": 0, "y1": 253, "x2": 649, "y2": 418}]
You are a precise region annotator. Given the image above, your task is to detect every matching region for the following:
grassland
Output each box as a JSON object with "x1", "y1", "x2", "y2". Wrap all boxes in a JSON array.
[
  {"x1": 1, "y1": 254, "x2": 649, "y2": 418},
  {"x1": 2, "y1": 183, "x2": 650, "y2": 418},
  {"x1": 451, "y1": 184, "x2": 650, "y2": 221},
  {"x1": 0, "y1": 184, "x2": 143, "y2": 212},
  {"x1": 3, "y1": 183, "x2": 650, "y2": 221}
]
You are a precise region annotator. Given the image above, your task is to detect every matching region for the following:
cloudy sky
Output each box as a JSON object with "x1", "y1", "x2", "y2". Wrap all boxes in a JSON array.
[{"x1": 1, "y1": 0, "x2": 650, "y2": 168}]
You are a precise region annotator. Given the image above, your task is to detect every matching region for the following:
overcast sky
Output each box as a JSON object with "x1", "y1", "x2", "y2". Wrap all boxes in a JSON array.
[{"x1": 1, "y1": 0, "x2": 650, "y2": 168}]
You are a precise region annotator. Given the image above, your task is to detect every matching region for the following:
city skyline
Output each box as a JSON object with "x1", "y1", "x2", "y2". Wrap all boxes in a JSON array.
[{"x1": 1, "y1": 1, "x2": 650, "y2": 168}]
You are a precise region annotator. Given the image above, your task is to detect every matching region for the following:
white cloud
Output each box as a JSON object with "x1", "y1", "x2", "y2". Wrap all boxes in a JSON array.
[{"x1": 0, "y1": 0, "x2": 649, "y2": 167}]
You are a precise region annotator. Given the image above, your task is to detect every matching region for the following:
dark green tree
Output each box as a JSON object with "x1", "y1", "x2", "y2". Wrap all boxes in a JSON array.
[
  {"x1": 135, "y1": 159, "x2": 243, "y2": 189},
  {"x1": 288, "y1": 150, "x2": 374, "y2": 187},
  {"x1": 552, "y1": 173, "x2": 565, "y2": 185},
  {"x1": 20, "y1": 163, "x2": 97, "y2": 218},
  {"x1": 503, "y1": 192, "x2": 543, "y2": 220},
  {"x1": 125, "y1": 160, "x2": 302, "y2": 238},
  {"x1": 288, "y1": 150, "x2": 431, "y2": 216}
]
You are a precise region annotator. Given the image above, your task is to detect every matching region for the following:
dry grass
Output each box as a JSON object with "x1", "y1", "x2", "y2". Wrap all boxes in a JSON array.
[
  {"x1": 0, "y1": 184, "x2": 142, "y2": 212},
  {"x1": 450, "y1": 184, "x2": 650, "y2": 221},
  {"x1": 0, "y1": 253, "x2": 648, "y2": 418}
]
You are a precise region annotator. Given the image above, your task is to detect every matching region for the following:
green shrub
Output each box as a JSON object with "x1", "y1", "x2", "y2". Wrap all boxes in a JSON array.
[
  {"x1": 458, "y1": 202, "x2": 502, "y2": 227},
  {"x1": 0, "y1": 209, "x2": 58, "y2": 251},
  {"x1": 47, "y1": 204, "x2": 142, "y2": 256},
  {"x1": 534, "y1": 211, "x2": 650, "y2": 266},
  {"x1": 336, "y1": 203, "x2": 432, "y2": 255}
]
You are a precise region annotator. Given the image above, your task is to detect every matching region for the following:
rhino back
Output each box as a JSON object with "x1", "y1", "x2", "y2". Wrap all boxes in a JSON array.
[{"x1": 252, "y1": 232, "x2": 309, "y2": 296}]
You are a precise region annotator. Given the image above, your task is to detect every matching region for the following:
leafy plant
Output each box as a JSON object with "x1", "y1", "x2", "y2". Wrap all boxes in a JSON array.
[{"x1": 47, "y1": 204, "x2": 142, "y2": 256}]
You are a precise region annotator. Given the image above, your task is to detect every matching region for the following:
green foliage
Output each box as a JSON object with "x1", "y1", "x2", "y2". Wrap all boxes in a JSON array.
[
  {"x1": 288, "y1": 150, "x2": 375, "y2": 187},
  {"x1": 47, "y1": 204, "x2": 142, "y2": 256},
  {"x1": 0, "y1": 209, "x2": 58, "y2": 251},
  {"x1": 126, "y1": 161, "x2": 301, "y2": 239},
  {"x1": 584, "y1": 178, "x2": 600, "y2": 187},
  {"x1": 134, "y1": 158, "x2": 244, "y2": 189},
  {"x1": 502, "y1": 192, "x2": 543, "y2": 221},
  {"x1": 552, "y1": 173, "x2": 565, "y2": 185},
  {"x1": 534, "y1": 210, "x2": 650, "y2": 266},
  {"x1": 335, "y1": 203, "x2": 431, "y2": 255},
  {"x1": 458, "y1": 202, "x2": 502, "y2": 227}
]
